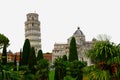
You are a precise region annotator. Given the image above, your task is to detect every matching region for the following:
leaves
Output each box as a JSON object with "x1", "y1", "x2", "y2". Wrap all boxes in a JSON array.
[
  {"x1": 69, "y1": 37, "x2": 78, "y2": 62},
  {"x1": 21, "y1": 39, "x2": 31, "y2": 65},
  {"x1": 86, "y1": 40, "x2": 120, "y2": 79},
  {"x1": 87, "y1": 41, "x2": 118, "y2": 63},
  {"x1": 0, "y1": 33, "x2": 9, "y2": 49},
  {"x1": 89, "y1": 70, "x2": 111, "y2": 80},
  {"x1": 37, "y1": 49, "x2": 43, "y2": 61}
]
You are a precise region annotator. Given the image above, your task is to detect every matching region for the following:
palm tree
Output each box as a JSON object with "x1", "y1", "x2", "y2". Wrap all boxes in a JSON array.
[
  {"x1": 36, "y1": 59, "x2": 49, "y2": 80},
  {"x1": 1, "y1": 64, "x2": 21, "y2": 80},
  {"x1": 83, "y1": 65, "x2": 111, "y2": 80},
  {"x1": 85, "y1": 40, "x2": 120, "y2": 79}
]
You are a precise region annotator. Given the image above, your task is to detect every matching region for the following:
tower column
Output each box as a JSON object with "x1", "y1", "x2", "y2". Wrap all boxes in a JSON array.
[{"x1": 25, "y1": 13, "x2": 41, "y2": 53}]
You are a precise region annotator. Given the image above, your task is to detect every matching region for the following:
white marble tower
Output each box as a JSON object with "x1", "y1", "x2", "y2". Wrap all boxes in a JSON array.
[{"x1": 25, "y1": 13, "x2": 41, "y2": 53}]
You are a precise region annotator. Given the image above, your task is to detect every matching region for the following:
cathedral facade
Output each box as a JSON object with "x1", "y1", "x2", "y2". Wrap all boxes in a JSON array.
[{"x1": 52, "y1": 27, "x2": 94, "y2": 66}]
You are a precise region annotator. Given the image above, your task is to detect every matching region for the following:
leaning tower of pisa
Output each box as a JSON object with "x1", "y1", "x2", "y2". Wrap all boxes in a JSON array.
[{"x1": 25, "y1": 13, "x2": 41, "y2": 53}]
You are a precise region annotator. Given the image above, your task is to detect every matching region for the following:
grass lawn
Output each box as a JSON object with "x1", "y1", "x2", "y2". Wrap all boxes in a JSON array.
[
  {"x1": 49, "y1": 70, "x2": 89, "y2": 80},
  {"x1": 49, "y1": 70, "x2": 55, "y2": 80}
]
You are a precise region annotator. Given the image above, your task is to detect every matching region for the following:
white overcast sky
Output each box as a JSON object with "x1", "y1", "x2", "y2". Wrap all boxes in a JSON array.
[{"x1": 0, "y1": 0, "x2": 120, "y2": 53}]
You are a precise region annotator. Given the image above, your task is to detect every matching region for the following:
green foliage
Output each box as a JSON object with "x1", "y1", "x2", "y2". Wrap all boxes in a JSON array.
[
  {"x1": 14, "y1": 54, "x2": 17, "y2": 71},
  {"x1": 21, "y1": 72, "x2": 35, "y2": 80},
  {"x1": 1, "y1": 63, "x2": 21, "y2": 80},
  {"x1": 14, "y1": 55, "x2": 17, "y2": 66},
  {"x1": 87, "y1": 41, "x2": 118, "y2": 63},
  {"x1": 36, "y1": 59, "x2": 49, "y2": 80},
  {"x1": 21, "y1": 39, "x2": 31, "y2": 65},
  {"x1": 64, "y1": 75, "x2": 76, "y2": 80},
  {"x1": 28, "y1": 47, "x2": 37, "y2": 65},
  {"x1": 0, "y1": 61, "x2": 3, "y2": 80},
  {"x1": 89, "y1": 69, "x2": 111, "y2": 80},
  {"x1": 85, "y1": 41, "x2": 120, "y2": 79},
  {"x1": 2, "y1": 45, "x2": 7, "y2": 65},
  {"x1": 54, "y1": 58, "x2": 66, "y2": 80},
  {"x1": 83, "y1": 65, "x2": 111, "y2": 80},
  {"x1": 62, "y1": 55, "x2": 67, "y2": 61},
  {"x1": 0, "y1": 33, "x2": 9, "y2": 49},
  {"x1": 69, "y1": 61, "x2": 87, "y2": 80},
  {"x1": 54, "y1": 57, "x2": 86, "y2": 80},
  {"x1": 2, "y1": 70, "x2": 20, "y2": 80},
  {"x1": 28, "y1": 47, "x2": 37, "y2": 74},
  {"x1": 37, "y1": 49, "x2": 43, "y2": 61},
  {"x1": 69, "y1": 37, "x2": 78, "y2": 62},
  {"x1": 19, "y1": 49, "x2": 22, "y2": 66}
]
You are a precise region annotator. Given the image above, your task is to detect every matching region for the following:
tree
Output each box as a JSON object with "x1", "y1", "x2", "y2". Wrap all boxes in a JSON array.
[
  {"x1": 62, "y1": 55, "x2": 67, "y2": 61},
  {"x1": 14, "y1": 54, "x2": 17, "y2": 71},
  {"x1": 70, "y1": 60, "x2": 87, "y2": 80},
  {"x1": 87, "y1": 41, "x2": 118, "y2": 63},
  {"x1": 64, "y1": 75, "x2": 76, "y2": 80},
  {"x1": 21, "y1": 39, "x2": 31, "y2": 65},
  {"x1": 36, "y1": 59, "x2": 49, "y2": 80},
  {"x1": 14, "y1": 55, "x2": 17, "y2": 66},
  {"x1": 37, "y1": 49, "x2": 43, "y2": 61},
  {"x1": 19, "y1": 49, "x2": 22, "y2": 66},
  {"x1": 69, "y1": 37, "x2": 78, "y2": 62},
  {"x1": 83, "y1": 65, "x2": 111, "y2": 80},
  {"x1": 85, "y1": 40, "x2": 120, "y2": 79},
  {"x1": 0, "y1": 33, "x2": 9, "y2": 49},
  {"x1": 2, "y1": 45, "x2": 7, "y2": 65},
  {"x1": 54, "y1": 58, "x2": 66, "y2": 80},
  {"x1": 54, "y1": 58, "x2": 86, "y2": 80},
  {"x1": 2, "y1": 70, "x2": 20, "y2": 80},
  {"x1": 21, "y1": 72, "x2": 35, "y2": 80},
  {"x1": 28, "y1": 47, "x2": 37, "y2": 74}
]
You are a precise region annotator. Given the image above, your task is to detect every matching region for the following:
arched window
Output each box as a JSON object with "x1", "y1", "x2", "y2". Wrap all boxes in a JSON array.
[
  {"x1": 32, "y1": 23, "x2": 34, "y2": 26},
  {"x1": 32, "y1": 17, "x2": 34, "y2": 20}
]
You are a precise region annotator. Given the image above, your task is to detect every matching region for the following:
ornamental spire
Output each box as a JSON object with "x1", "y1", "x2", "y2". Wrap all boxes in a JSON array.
[{"x1": 77, "y1": 26, "x2": 80, "y2": 30}]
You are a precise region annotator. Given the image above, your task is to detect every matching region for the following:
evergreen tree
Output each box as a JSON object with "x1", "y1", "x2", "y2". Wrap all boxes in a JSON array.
[
  {"x1": 62, "y1": 55, "x2": 67, "y2": 61},
  {"x1": 2, "y1": 44, "x2": 7, "y2": 65},
  {"x1": 37, "y1": 49, "x2": 43, "y2": 61},
  {"x1": 28, "y1": 47, "x2": 37, "y2": 74},
  {"x1": 14, "y1": 54, "x2": 17, "y2": 66},
  {"x1": 14, "y1": 54, "x2": 17, "y2": 71},
  {"x1": 69, "y1": 37, "x2": 78, "y2": 62},
  {"x1": 21, "y1": 39, "x2": 31, "y2": 65},
  {"x1": 54, "y1": 68, "x2": 59, "y2": 80},
  {"x1": 19, "y1": 49, "x2": 22, "y2": 66}
]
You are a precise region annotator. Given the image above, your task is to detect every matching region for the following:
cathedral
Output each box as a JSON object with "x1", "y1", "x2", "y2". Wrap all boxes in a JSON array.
[
  {"x1": 52, "y1": 27, "x2": 94, "y2": 66},
  {"x1": 24, "y1": 12, "x2": 94, "y2": 65}
]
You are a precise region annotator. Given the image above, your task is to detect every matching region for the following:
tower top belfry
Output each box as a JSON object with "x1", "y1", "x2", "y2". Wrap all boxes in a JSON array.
[{"x1": 25, "y1": 13, "x2": 41, "y2": 53}]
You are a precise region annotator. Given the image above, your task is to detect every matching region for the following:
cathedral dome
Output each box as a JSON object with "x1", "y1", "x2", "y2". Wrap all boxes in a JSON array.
[
  {"x1": 73, "y1": 27, "x2": 84, "y2": 36},
  {"x1": 67, "y1": 27, "x2": 85, "y2": 44}
]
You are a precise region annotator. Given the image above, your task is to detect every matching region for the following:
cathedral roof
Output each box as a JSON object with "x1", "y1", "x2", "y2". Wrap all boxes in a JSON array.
[{"x1": 73, "y1": 27, "x2": 84, "y2": 36}]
